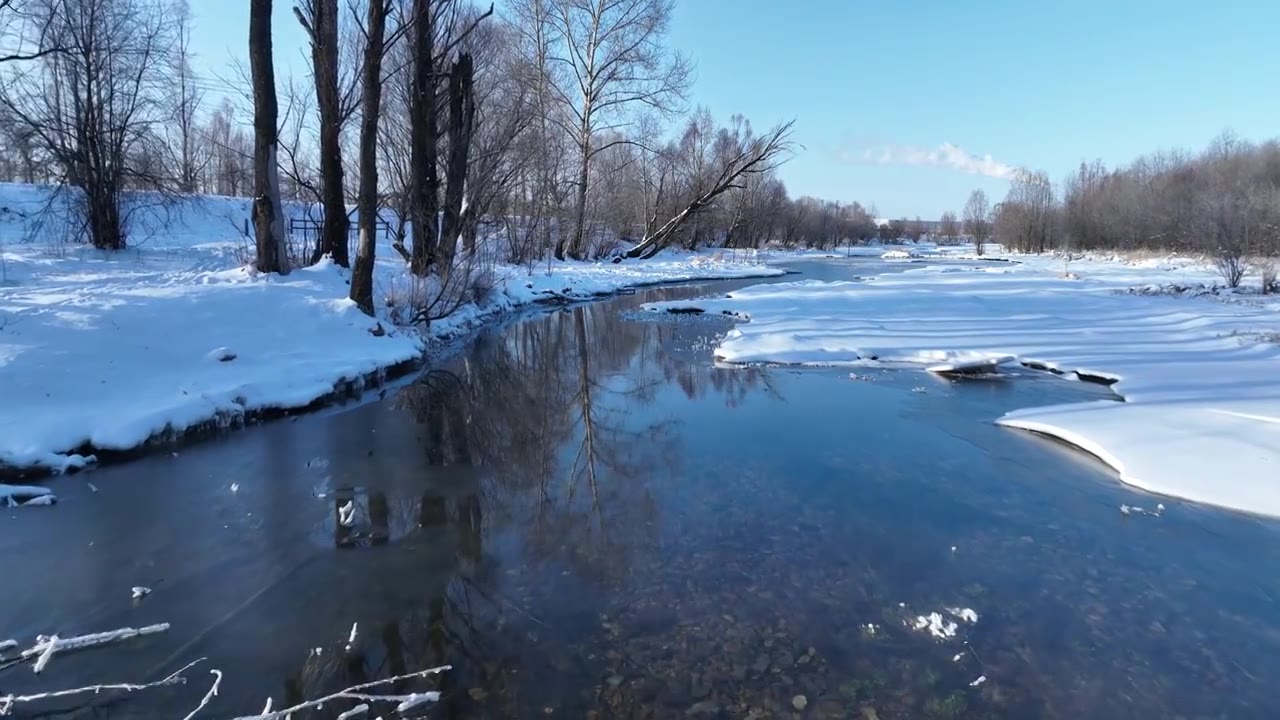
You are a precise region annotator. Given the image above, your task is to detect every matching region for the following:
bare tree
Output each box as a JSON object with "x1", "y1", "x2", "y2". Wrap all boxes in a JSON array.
[
  {"x1": 205, "y1": 98, "x2": 252, "y2": 196},
  {"x1": 403, "y1": 0, "x2": 491, "y2": 276},
  {"x1": 166, "y1": 0, "x2": 203, "y2": 193},
  {"x1": 542, "y1": 0, "x2": 691, "y2": 259},
  {"x1": 505, "y1": 0, "x2": 572, "y2": 263},
  {"x1": 939, "y1": 211, "x2": 959, "y2": 240},
  {"x1": 249, "y1": 0, "x2": 290, "y2": 273},
  {"x1": 0, "y1": 0, "x2": 176, "y2": 250},
  {"x1": 963, "y1": 188, "x2": 991, "y2": 255},
  {"x1": 295, "y1": 0, "x2": 349, "y2": 266},
  {"x1": 437, "y1": 52, "x2": 476, "y2": 271},
  {"x1": 350, "y1": 0, "x2": 393, "y2": 315},
  {"x1": 624, "y1": 120, "x2": 794, "y2": 260},
  {"x1": 1000, "y1": 169, "x2": 1056, "y2": 253}
]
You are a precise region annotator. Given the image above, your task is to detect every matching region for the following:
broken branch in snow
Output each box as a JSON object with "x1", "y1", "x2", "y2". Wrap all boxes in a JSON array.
[
  {"x1": 0, "y1": 657, "x2": 206, "y2": 716},
  {"x1": 0, "y1": 484, "x2": 55, "y2": 508},
  {"x1": 225, "y1": 664, "x2": 451, "y2": 720},
  {"x1": 32, "y1": 634, "x2": 57, "y2": 674},
  {"x1": 180, "y1": 669, "x2": 222, "y2": 720},
  {"x1": 14, "y1": 624, "x2": 170, "y2": 669},
  {"x1": 344, "y1": 622, "x2": 358, "y2": 653}
]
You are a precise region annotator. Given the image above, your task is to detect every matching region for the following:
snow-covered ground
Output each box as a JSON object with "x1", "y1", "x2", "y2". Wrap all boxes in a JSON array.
[
  {"x1": 645, "y1": 251, "x2": 1280, "y2": 518},
  {"x1": 0, "y1": 184, "x2": 783, "y2": 476}
]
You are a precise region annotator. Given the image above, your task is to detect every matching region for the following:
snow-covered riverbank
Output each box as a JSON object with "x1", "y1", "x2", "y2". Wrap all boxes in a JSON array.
[
  {"x1": 646, "y1": 252, "x2": 1280, "y2": 517},
  {"x1": 0, "y1": 186, "x2": 782, "y2": 476}
]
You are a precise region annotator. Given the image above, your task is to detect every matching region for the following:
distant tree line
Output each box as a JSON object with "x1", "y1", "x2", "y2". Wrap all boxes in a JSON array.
[{"x1": 952, "y1": 131, "x2": 1280, "y2": 289}]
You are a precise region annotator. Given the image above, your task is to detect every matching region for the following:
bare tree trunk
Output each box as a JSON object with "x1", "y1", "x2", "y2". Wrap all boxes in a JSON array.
[
  {"x1": 409, "y1": 0, "x2": 439, "y2": 276},
  {"x1": 250, "y1": 0, "x2": 290, "y2": 275},
  {"x1": 350, "y1": 0, "x2": 390, "y2": 315},
  {"x1": 564, "y1": 119, "x2": 591, "y2": 260},
  {"x1": 300, "y1": 0, "x2": 349, "y2": 267},
  {"x1": 437, "y1": 53, "x2": 475, "y2": 272}
]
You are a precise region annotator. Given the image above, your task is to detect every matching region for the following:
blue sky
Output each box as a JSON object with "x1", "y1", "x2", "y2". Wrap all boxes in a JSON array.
[{"x1": 189, "y1": 0, "x2": 1280, "y2": 219}]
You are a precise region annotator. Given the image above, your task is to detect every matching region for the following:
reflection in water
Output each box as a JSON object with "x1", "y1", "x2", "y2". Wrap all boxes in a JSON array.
[{"x1": 282, "y1": 299, "x2": 728, "y2": 718}]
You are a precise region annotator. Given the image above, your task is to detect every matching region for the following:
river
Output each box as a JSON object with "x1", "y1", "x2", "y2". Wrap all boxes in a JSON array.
[{"x1": 4, "y1": 258, "x2": 1280, "y2": 719}]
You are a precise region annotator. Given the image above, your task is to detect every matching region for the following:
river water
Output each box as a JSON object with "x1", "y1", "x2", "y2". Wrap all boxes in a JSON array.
[{"x1": 4, "y1": 258, "x2": 1280, "y2": 719}]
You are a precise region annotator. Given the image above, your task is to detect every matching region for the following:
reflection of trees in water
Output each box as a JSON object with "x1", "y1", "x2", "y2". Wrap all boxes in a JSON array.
[{"x1": 289, "y1": 301, "x2": 778, "y2": 713}]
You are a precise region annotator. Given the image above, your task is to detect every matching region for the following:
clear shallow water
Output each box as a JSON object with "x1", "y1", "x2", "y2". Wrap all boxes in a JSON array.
[{"x1": 4, "y1": 260, "x2": 1280, "y2": 719}]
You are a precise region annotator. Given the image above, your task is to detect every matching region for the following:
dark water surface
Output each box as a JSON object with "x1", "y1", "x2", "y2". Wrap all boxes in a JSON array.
[{"x1": 4, "y1": 259, "x2": 1280, "y2": 719}]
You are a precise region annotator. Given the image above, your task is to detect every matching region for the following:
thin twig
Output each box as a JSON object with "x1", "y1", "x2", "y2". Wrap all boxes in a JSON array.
[{"x1": 0, "y1": 658, "x2": 205, "y2": 716}]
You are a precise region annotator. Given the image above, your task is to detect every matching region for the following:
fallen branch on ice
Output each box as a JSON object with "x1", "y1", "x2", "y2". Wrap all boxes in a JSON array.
[
  {"x1": 225, "y1": 664, "x2": 451, "y2": 720},
  {"x1": 11, "y1": 624, "x2": 170, "y2": 671},
  {"x1": 0, "y1": 657, "x2": 205, "y2": 716}
]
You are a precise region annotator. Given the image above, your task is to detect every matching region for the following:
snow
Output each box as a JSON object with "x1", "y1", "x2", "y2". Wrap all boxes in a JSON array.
[
  {"x1": 927, "y1": 355, "x2": 1016, "y2": 374},
  {"x1": 18, "y1": 494, "x2": 55, "y2": 506},
  {"x1": 1, "y1": 483, "x2": 55, "y2": 507},
  {"x1": 394, "y1": 692, "x2": 441, "y2": 713},
  {"x1": 0, "y1": 183, "x2": 782, "y2": 475},
  {"x1": 645, "y1": 252, "x2": 1280, "y2": 517},
  {"x1": 912, "y1": 612, "x2": 959, "y2": 639}
]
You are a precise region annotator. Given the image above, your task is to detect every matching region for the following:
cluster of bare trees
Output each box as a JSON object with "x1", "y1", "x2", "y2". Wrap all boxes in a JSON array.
[
  {"x1": 1058, "y1": 132, "x2": 1280, "y2": 287},
  {"x1": 777, "y1": 197, "x2": 877, "y2": 248},
  {"x1": 0, "y1": 0, "x2": 817, "y2": 316},
  {"x1": 0, "y1": 0, "x2": 183, "y2": 249},
  {"x1": 943, "y1": 132, "x2": 1280, "y2": 287}
]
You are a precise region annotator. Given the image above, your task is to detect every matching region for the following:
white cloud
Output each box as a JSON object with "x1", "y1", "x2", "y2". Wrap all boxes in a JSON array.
[{"x1": 842, "y1": 142, "x2": 1017, "y2": 180}]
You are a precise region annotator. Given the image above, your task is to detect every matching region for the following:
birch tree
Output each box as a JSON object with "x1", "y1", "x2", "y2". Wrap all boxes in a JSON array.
[{"x1": 544, "y1": 0, "x2": 690, "y2": 260}]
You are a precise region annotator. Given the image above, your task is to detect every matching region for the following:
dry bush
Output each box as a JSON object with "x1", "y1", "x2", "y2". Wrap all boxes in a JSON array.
[{"x1": 1213, "y1": 247, "x2": 1249, "y2": 288}]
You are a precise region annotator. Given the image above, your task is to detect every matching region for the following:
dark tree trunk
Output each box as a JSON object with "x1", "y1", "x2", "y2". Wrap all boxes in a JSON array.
[
  {"x1": 304, "y1": 0, "x2": 349, "y2": 267},
  {"x1": 85, "y1": 182, "x2": 124, "y2": 250},
  {"x1": 437, "y1": 53, "x2": 475, "y2": 272},
  {"x1": 249, "y1": 0, "x2": 290, "y2": 274},
  {"x1": 349, "y1": 0, "x2": 389, "y2": 315},
  {"x1": 409, "y1": 0, "x2": 439, "y2": 276},
  {"x1": 565, "y1": 120, "x2": 591, "y2": 260}
]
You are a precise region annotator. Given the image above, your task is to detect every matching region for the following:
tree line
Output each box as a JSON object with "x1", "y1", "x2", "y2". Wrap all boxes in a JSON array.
[
  {"x1": 0, "y1": 0, "x2": 887, "y2": 319},
  {"x1": 964, "y1": 132, "x2": 1280, "y2": 288}
]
